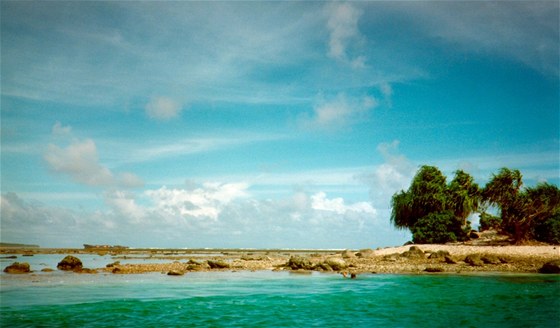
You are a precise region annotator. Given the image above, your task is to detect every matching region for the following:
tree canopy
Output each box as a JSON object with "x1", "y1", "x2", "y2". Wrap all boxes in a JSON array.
[{"x1": 390, "y1": 165, "x2": 560, "y2": 244}]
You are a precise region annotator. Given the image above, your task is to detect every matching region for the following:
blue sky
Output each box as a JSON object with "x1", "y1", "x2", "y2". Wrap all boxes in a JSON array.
[{"x1": 1, "y1": 1, "x2": 558, "y2": 249}]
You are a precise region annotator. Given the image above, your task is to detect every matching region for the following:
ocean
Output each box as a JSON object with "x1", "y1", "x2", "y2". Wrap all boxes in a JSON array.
[{"x1": 1, "y1": 269, "x2": 559, "y2": 327}]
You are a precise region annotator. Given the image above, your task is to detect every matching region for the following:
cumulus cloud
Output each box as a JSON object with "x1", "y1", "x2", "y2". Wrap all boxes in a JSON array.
[
  {"x1": 311, "y1": 191, "x2": 375, "y2": 215},
  {"x1": 326, "y1": 2, "x2": 363, "y2": 62},
  {"x1": 44, "y1": 122, "x2": 144, "y2": 188},
  {"x1": 45, "y1": 139, "x2": 115, "y2": 187},
  {"x1": 145, "y1": 96, "x2": 183, "y2": 120},
  {"x1": 302, "y1": 93, "x2": 378, "y2": 129},
  {"x1": 144, "y1": 182, "x2": 249, "y2": 220}
]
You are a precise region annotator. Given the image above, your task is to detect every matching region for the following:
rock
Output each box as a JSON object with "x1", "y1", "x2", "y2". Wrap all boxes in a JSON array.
[
  {"x1": 341, "y1": 250, "x2": 356, "y2": 259},
  {"x1": 314, "y1": 262, "x2": 333, "y2": 271},
  {"x1": 1, "y1": 255, "x2": 17, "y2": 259},
  {"x1": 207, "y1": 260, "x2": 230, "y2": 269},
  {"x1": 401, "y1": 246, "x2": 425, "y2": 259},
  {"x1": 78, "y1": 268, "x2": 97, "y2": 274},
  {"x1": 465, "y1": 254, "x2": 484, "y2": 267},
  {"x1": 469, "y1": 230, "x2": 480, "y2": 239},
  {"x1": 112, "y1": 267, "x2": 122, "y2": 274},
  {"x1": 539, "y1": 260, "x2": 560, "y2": 274},
  {"x1": 424, "y1": 267, "x2": 444, "y2": 272},
  {"x1": 444, "y1": 256, "x2": 458, "y2": 264},
  {"x1": 324, "y1": 257, "x2": 348, "y2": 271},
  {"x1": 356, "y1": 249, "x2": 375, "y2": 258},
  {"x1": 428, "y1": 250, "x2": 451, "y2": 260},
  {"x1": 3, "y1": 262, "x2": 31, "y2": 274},
  {"x1": 106, "y1": 261, "x2": 120, "y2": 268},
  {"x1": 41, "y1": 268, "x2": 54, "y2": 272},
  {"x1": 481, "y1": 254, "x2": 501, "y2": 265},
  {"x1": 383, "y1": 253, "x2": 400, "y2": 262},
  {"x1": 57, "y1": 255, "x2": 83, "y2": 271},
  {"x1": 287, "y1": 256, "x2": 313, "y2": 270},
  {"x1": 167, "y1": 270, "x2": 184, "y2": 276}
]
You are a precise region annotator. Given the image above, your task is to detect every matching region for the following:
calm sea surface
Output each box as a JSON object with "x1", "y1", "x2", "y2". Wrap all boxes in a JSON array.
[{"x1": 1, "y1": 265, "x2": 559, "y2": 327}]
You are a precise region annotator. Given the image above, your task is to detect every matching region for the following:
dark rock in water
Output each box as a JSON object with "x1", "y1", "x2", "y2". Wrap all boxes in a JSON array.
[
  {"x1": 207, "y1": 260, "x2": 230, "y2": 269},
  {"x1": 57, "y1": 255, "x2": 83, "y2": 271},
  {"x1": 428, "y1": 250, "x2": 451, "y2": 260},
  {"x1": 287, "y1": 256, "x2": 313, "y2": 270},
  {"x1": 401, "y1": 246, "x2": 425, "y2": 259},
  {"x1": 314, "y1": 262, "x2": 333, "y2": 271},
  {"x1": 41, "y1": 268, "x2": 54, "y2": 272},
  {"x1": 106, "y1": 261, "x2": 120, "y2": 268},
  {"x1": 481, "y1": 254, "x2": 501, "y2": 265},
  {"x1": 444, "y1": 256, "x2": 458, "y2": 264},
  {"x1": 1, "y1": 255, "x2": 18, "y2": 259},
  {"x1": 3, "y1": 262, "x2": 30, "y2": 274},
  {"x1": 465, "y1": 254, "x2": 484, "y2": 267},
  {"x1": 424, "y1": 267, "x2": 444, "y2": 273},
  {"x1": 167, "y1": 270, "x2": 184, "y2": 276},
  {"x1": 539, "y1": 260, "x2": 560, "y2": 274},
  {"x1": 324, "y1": 257, "x2": 348, "y2": 271},
  {"x1": 78, "y1": 268, "x2": 97, "y2": 274},
  {"x1": 350, "y1": 273, "x2": 357, "y2": 279}
]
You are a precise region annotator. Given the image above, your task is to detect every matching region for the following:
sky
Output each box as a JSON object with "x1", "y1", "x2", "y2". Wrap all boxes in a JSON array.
[{"x1": 1, "y1": 1, "x2": 558, "y2": 249}]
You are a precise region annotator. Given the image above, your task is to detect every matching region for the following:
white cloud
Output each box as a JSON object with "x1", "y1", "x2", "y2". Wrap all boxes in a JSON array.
[
  {"x1": 51, "y1": 121, "x2": 72, "y2": 136},
  {"x1": 144, "y1": 182, "x2": 249, "y2": 220},
  {"x1": 302, "y1": 93, "x2": 378, "y2": 129},
  {"x1": 145, "y1": 96, "x2": 183, "y2": 120},
  {"x1": 311, "y1": 191, "x2": 375, "y2": 215},
  {"x1": 44, "y1": 123, "x2": 144, "y2": 188},
  {"x1": 45, "y1": 139, "x2": 115, "y2": 187},
  {"x1": 326, "y1": 2, "x2": 363, "y2": 62}
]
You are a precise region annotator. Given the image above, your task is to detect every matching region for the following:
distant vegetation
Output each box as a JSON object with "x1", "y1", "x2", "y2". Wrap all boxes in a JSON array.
[
  {"x1": 391, "y1": 166, "x2": 560, "y2": 245},
  {"x1": 0, "y1": 242, "x2": 40, "y2": 248}
]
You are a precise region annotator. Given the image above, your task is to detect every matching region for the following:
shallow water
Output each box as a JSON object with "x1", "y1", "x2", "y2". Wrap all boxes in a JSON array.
[{"x1": 1, "y1": 271, "x2": 559, "y2": 327}]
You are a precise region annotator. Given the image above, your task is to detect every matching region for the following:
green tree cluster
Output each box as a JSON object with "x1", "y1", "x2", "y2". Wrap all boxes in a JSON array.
[
  {"x1": 391, "y1": 166, "x2": 560, "y2": 244},
  {"x1": 482, "y1": 168, "x2": 560, "y2": 244},
  {"x1": 390, "y1": 166, "x2": 480, "y2": 244}
]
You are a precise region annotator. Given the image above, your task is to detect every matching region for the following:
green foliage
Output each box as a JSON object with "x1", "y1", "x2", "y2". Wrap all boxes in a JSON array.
[
  {"x1": 534, "y1": 213, "x2": 560, "y2": 245},
  {"x1": 478, "y1": 212, "x2": 502, "y2": 231},
  {"x1": 411, "y1": 211, "x2": 462, "y2": 244},
  {"x1": 483, "y1": 170, "x2": 560, "y2": 243},
  {"x1": 390, "y1": 166, "x2": 479, "y2": 243}
]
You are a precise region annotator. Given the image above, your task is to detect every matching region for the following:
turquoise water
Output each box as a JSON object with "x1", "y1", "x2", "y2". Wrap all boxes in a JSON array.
[{"x1": 1, "y1": 271, "x2": 559, "y2": 327}]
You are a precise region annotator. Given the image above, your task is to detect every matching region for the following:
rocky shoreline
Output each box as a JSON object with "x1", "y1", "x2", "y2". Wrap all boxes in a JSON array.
[{"x1": 2, "y1": 244, "x2": 559, "y2": 275}]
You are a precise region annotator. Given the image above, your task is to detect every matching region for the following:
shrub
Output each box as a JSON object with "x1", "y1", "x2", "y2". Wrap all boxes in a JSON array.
[
  {"x1": 534, "y1": 213, "x2": 560, "y2": 245},
  {"x1": 411, "y1": 211, "x2": 464, "y2": 244},
  {"x1": 478, "y1": 212, "x2": 502, "y2": 232}
]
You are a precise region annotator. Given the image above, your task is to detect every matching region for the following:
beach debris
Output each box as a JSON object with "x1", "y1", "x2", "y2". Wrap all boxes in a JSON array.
[
  {"x1": 3, "y1": 262, "x2": 31, "y2": 274},
  {"x1": 57, "y1": 255, "x2": 83, "y2": 271},
  {"x1": 207, "y1": 260, "x2": 230, "y2": 269},
  {"x1": 539, "y1": 260, "x2": 560, "y2": 274}
]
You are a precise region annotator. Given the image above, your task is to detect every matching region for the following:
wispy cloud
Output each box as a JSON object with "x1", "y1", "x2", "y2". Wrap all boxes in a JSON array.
[
  {"x1": 145, "y1": 96, "x2": 183, "y2": 121},
  {"x1": 325, "y1": 2, "x2": 365, "y2": 67},
  {"x1": 300, "y1": 93, "x2": 378, "y2": 130}
]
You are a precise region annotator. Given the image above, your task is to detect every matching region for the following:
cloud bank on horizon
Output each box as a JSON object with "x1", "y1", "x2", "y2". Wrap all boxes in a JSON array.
[{"x1": 1, "y1": 1, "x2": 558, "y2": 248}]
